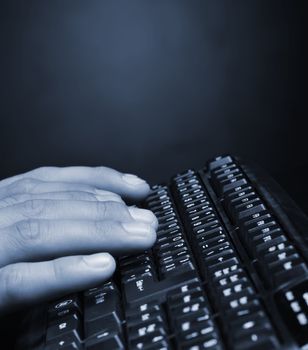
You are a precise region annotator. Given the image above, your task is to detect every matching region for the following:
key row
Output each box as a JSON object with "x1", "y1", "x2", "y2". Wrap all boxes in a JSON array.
[
  {"x1": 146, "y1": 186, "x2": 197, "y2": 280},
  {"x1": 208, "y1": 155, "x2": 308, "y2": 290},
  {"x1": 167, "y1": 280, "x2": 222, "y2": 349},
  {"x1": 172, "y1": 170, "x2": 279, "y2": 350},
  {"x1": 125, "y1": 300, "x2": 170, "y2": 349}
]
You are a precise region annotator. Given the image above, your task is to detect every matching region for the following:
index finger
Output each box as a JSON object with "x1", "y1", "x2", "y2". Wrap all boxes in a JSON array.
[{"x1": 0, "y1": 166, "x2": 151, "y2": 201}]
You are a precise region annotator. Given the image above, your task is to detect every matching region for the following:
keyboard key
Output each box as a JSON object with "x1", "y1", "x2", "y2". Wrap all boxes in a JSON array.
[
  {"x1": 275, "y1": 280, "x2": 308, "y2": 348},
  {"x1": 46, "y1": 313, "x2": 82, "y2": 343},
  {"x1": 45, "y1": 333, "x2": 82, "y2": 350},
  {"x1": 213, "y1": 163, "x2": 237, "y2": 177},
  {"x1": 124, "y1": 274, "x2": 156, "y2": 303},
  {"x1": 177, "y1": 322, "x2": 217, "y2": 344},
  {"x1": 198, "y1": 235, "x2": 228, "y2": 252},
  {"x1": 84, "y1": 288, "x2": 122, "y2": 338},
  {"x1": 212, "y1": 269, "x2": 247, "y2": 289},
  {"x1": 172, "y1": 309, "x2": 211, "y2": 332},
  {"x1": 170, "y1": 300, "x2": 210, "y2": 320},
  {"x1": 208, "y1": 258, "x2": 240, "y2": 278},
  {"x1": 160, "y1": 257, "x2": 196, "y2": 279},
  {"x1": 226, "y1": 186, "x2": 254, "y2": 202},
  {"x1": 236, "y1": 202, "x2": 266, "y2": 222},
  {"x1": 128, "y1": 318, "x2": 166, "y2": 339},
  {"x1": 181, "y1": 334, "x2": 222, "y2": 349},
  {"x1": 193, "y1": 223, "x2": 224, "y2": 238},
  {"x1": 208, "y1": 155, "x2": 233, "y2": 170},
  {"x1": 269, "y1": 256, "x2": 308, "y2": 287},
  {"x1": 232, "y1": 332, "x2": 279, "y2": 350},
  {"x1": 203, "y1": 251, "x2": 238, "y2": 267},
  {"x1": 84, "y1": 332, "x2": 124, "y2": 350},
  {"x1": 127, "y1": 309, "x2": 164, "y2": 327},
  {"x1": 226, "y1": 300, "x2": 262, "y2": 320},
  {"x1": 229, "y1": 311, "x2": 272, "y2": 338},
  {"x1": 48, "y1": 295, "x2": 82, "y2": 323},
  {"x1": 201, "y1": 242, "x2": 232, "y2": 257},
  {"x1": 168, "y1": 279, "x2": 203, "y2": 297},
  {"x1": 126, "y1": 301, "x2": 161, "y2": 317},
  {"x1": 129, "y1": 329, "x2": 168, "y2": 349},
  {"x1": 222, "y1": 290, "x2": 257, "y2": 311},
  {"x1": 168, "y1": 290, "x2": 205, "y2": 310},
  {"x1": 218, "y1": 178, "x2": 249, "y2": 197}
]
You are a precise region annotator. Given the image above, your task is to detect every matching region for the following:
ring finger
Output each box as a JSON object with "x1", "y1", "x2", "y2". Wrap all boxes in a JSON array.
[
  {"x1": 0, "y1": 219, "x2": 156, "y2": 267},
  {"x1": 0, "y1": 199, "x2": 137, "y2": 228}
]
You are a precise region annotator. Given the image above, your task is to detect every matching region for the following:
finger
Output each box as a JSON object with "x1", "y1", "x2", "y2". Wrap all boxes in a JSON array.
[
  {"x1": 0, "y1": 217, "x2": 157, "y2": 266},
  {"x1": 0, "y1": 253, "x2": 116, "y2": 313},
  {"x1": 0, "y1": 166, "x2": 151, "y2": 200},
  {"x1": 0, "y1": 190, "x2": 124, "y2": 209},
  {"x1": 0, "y1": 179, "x2": 124, "y2": 201},
  {"x1": 0, "y1": 199, "x2": 158, "y2": 229}
]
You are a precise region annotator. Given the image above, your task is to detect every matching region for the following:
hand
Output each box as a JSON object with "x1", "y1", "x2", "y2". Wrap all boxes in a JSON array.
[{"x1": 0, "y1": 166, "x2": 157, "y2": 313}]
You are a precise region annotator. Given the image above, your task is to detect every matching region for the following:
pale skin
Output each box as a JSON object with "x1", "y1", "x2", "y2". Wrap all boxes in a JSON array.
[{"x1": 0, "y1": 166, "x2": 158, "y2": 314}]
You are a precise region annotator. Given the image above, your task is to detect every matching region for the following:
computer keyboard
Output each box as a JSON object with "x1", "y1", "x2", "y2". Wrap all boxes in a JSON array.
[{"x1": 14, "y1": 155, "x2": 308, "y2": 350}]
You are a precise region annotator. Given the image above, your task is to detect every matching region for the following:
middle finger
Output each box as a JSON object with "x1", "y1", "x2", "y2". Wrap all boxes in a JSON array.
[
  {"x1": 0, "y1": 200, "x2": 139, "y2": 228},
  {"x1": 0, "y1": 219, "x2": 156, "y2": 267}
]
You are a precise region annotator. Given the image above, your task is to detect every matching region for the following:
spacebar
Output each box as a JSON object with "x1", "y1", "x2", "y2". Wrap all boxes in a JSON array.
[{"x1": 124, "y1": 272, "x2": 200, "y2": 305}]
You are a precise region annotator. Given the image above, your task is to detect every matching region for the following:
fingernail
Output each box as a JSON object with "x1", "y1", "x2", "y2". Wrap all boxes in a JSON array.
[
  {"x1": 122, "y1": 222, "x2": 153, "y2": 236},
  {"x1": 83, "y1": 253, "x2": 112, "y2": 268},
  {"x1": 128, "y1": 207, "x2": 158, "y2": 228},
  {"x1": 122, "y1": 173, "x2": 147, "y2": 186}
]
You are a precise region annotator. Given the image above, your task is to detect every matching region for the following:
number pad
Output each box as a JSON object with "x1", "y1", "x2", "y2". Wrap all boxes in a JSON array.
[{"x1": 208, "y1": 156, "x2": 308, "y2": 290}]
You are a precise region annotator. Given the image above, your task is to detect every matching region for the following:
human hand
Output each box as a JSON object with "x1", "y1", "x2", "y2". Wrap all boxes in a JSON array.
[{"x1": 0, "y1": 166, "x2": 157, "y2": 313}]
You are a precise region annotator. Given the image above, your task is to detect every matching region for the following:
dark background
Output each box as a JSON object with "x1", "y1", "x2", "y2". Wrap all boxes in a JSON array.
[{"x1": 0, "y1": 1, "x2": 307, "y2": 212}]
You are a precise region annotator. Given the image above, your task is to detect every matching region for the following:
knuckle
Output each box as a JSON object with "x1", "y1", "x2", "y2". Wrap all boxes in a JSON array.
[
  {"x1": 96, "y1": 166, "x2": 110, "y2": 176},
  {"x1": 94, "y1": 220, "x2": 104, "y2": 236},
  {"x1": 0, "y1": 195, "x2": 21, "y2": 208},
  {"x1": 0, "y1": 264, "x2": 25, "y2": 302},
  {"x1": 36, "y1": 166, "x2": 52, "y2": 173},
  {"x1": 51, "y1": 259, "x2": 67, "y2": 282},
  {"x1": 12, "y1": 193, "x2": 29, "y2": 203},
  {"x1": 13, "y1": 178, "x2": 40, "y2": 194},
  {"x1": 33, "y1": 166, "x2": 56, "y2": 178},
  {"x1": 96, "y1": 201, "x2": 127, "y2": 218},
  {"x1": 112, "y1": 201, "x2": 129, "y2": 215},
  {"x1": 96, "y1": 201, "x2": 125, "y2": 218},
  {"x1": 21, "y1": 199, "x2": 46, "y2": 217},
  {"x1": 0, "y1": 194, "x2": 32, "y2": 209},
  {"x1": 15, "y1": 219, "x2": 42, "y2": 246},
  {"x1": 95, "y1": 201, "x2": 107, "y2": 218},
  {"x1": 94, "y1": 220, "x2": 111, "y2": 238},
  {"x1": 70, "y1": 191, "x2": 95, "y2": 201}
]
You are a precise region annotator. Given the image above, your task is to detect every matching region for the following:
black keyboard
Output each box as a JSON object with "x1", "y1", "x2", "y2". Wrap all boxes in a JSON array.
[{"x1": 14, "y1": 155, "x2": 308, "y2": 350}]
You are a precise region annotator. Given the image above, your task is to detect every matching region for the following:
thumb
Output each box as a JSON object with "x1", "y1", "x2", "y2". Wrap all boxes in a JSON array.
[{"x1": 0, "y1": 253, "x2": 116, "y2": 314}]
